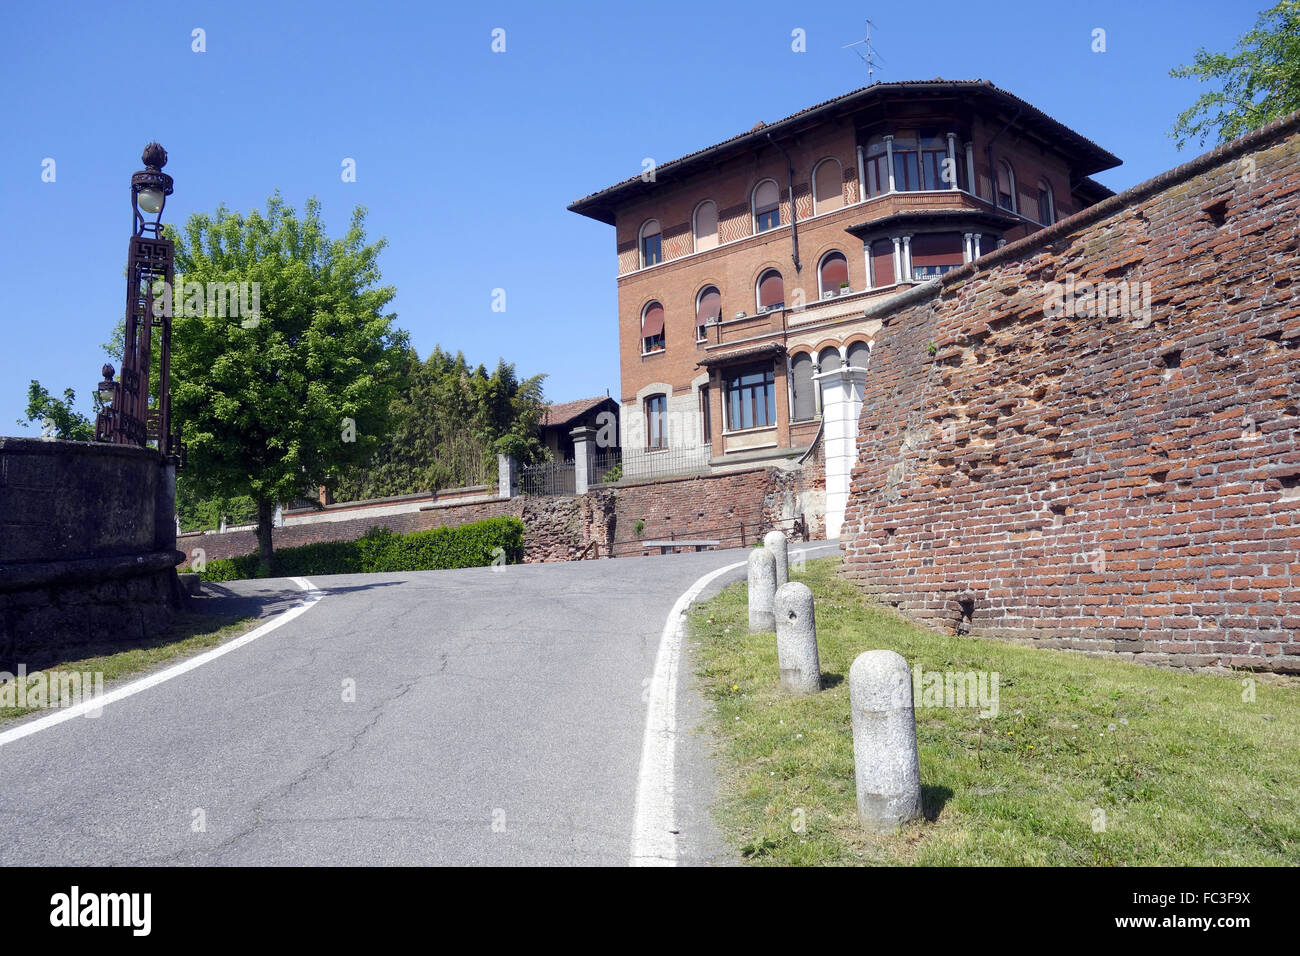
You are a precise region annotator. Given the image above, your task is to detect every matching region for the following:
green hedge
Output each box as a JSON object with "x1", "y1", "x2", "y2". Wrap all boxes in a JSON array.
[{"x1": 198, "y1": 516, "x2": 525, "y2": 581}]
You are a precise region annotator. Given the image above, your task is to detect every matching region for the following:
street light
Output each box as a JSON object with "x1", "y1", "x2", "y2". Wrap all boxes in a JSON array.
[
  {"x1": 130, "y1": 142, "x2": 173, "y2": 238},
  {"x1": 97, "y1": 142, "x2": 179, "y2": 461}
]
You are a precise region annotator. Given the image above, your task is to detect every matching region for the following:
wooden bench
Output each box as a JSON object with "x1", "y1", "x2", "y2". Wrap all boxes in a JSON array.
[{"x1": 642, "y1": 539, "x2": 721, "y2": 555}]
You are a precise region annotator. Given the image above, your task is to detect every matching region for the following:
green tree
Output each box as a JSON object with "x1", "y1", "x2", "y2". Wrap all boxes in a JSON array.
[
  {"x1": 1170, "y1": 0, "x2": 1300, "y2": 149},
  {"x1": 335, "y1": 347, "x2": 547, "y2": 501},
  {"x1": 16, "y1": 381, "x2": 95, "y2": 440},
  {"x1": 169, "y1": 194, "x2": 408, "y2": 573}
]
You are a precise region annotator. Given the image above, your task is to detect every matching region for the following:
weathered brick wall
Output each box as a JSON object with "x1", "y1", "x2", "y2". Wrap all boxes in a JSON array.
[
  {"x1": 179, "y1": 461, "x2": 823, "y2": 568},
  {"x1": 841, "y1": 112, "x2": 1300, "y2": 673}
]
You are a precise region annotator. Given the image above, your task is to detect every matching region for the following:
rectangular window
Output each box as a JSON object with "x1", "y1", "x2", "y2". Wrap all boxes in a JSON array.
[
  {"x1": 643, "y1": 332, "x2": 664, "y2": 353},
  {"x1": 866, "y1": 154, "x2": 888, "y2": 196},
  {"x1": 921, "y1": 150, "x2": 947, "y2": 190},
  {"x1": 699, "y1": 386, "x2": 712, "y2": 443},
  {"x1": 645, "y1": 395, "x2": 667, "y2": 449},
  {"x1": 641, "y1": 233, "x2": 662, "y2": 266},
  {"x1": 756, "y1": 207, "x2": 781, "y2": 232},
  {"x1": 893, "y1": 151, "x2": 920, "y2": 191},
  {"x1": 725, "y1": 365, "x2": 776, "y2": 431}
]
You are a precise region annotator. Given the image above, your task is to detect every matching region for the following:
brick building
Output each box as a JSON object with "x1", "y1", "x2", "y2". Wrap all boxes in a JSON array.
[{"x1": 569, "y1": 80, "x2": 1121, "y2": 475}]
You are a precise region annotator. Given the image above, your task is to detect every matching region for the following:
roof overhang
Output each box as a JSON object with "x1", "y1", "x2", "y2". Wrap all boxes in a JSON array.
[
  {"x1": 696, "y1": 342, "x2": 787, "y2": 369},
  {"x1": 844, "y1": 208, "x2": 1021, "y2": 241},
  {"x1": 569, "y1": 80, "x2": 1122, "y2": 225}
]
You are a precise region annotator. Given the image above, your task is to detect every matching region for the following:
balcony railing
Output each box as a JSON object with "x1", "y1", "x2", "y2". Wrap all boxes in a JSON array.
[{"x1": 912, "y1": 263, "x2": 961, "y2": 281}]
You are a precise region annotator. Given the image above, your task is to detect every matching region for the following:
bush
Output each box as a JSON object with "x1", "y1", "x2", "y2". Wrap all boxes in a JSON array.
[{"x1": 197, "y1": 516, "x2": 525, "y2": 581}]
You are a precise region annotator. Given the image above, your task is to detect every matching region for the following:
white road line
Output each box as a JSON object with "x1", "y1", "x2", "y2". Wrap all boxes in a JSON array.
[
  {"x1": 0, "y1": 577, "x2": 323, "y2": 749},
  {"x1": 631, "y1": 560, "x2": 746, "y2": 867}
]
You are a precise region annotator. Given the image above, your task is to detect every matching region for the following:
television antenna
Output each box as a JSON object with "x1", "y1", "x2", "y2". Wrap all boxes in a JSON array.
[{"x1": 843, "y1": 20, "x2": 884, "y2": 80}]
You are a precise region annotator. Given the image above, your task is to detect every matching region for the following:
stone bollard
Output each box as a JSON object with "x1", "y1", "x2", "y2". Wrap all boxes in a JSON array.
[
  {"x1": 774, "y1": 582, "x2": 820, "y2": 694},
  {"x1": 849, "y1": 650, "x2": 923, "y2": 833},
  {"x1": 764, "y1": 530, "x2": 789, "y2": 587},
  {"x1": 747, "y1": 547, "x2": 777, "y2": 632}
]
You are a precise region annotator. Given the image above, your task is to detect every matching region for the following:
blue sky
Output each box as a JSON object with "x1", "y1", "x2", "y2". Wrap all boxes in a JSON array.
[{"x1": 0, "y1": 0, "x2": 1260, "y2": 432}]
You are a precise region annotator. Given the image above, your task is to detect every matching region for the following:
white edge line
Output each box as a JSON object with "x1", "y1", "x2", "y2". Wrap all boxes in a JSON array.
[
  {"x1": 630, "y1": 559, "x2": 746, "y2": 867},
  {"x1": 0, "y1": 576, "x2": 323, "y2": 749}
]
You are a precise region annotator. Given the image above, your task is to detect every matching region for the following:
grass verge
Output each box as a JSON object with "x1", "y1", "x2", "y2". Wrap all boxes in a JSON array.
[
  {"x1": 687, "y1": 556, "x2": 1299, "y2": 865},
  {"x1": 1, "y1": 610, "x2": 260, "y2": 725}
]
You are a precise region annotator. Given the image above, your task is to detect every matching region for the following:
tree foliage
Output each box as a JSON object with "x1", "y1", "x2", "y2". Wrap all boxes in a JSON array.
[
  {"x1": 16, "y1": 381, "x2": 95, "y2": 441},
  {"x1": 168, "y1": 194, "x2": 408, "y2": 570},
  {"x1": 334, "y1": 346, "x2": 547, "y2": 500},
  {"x1": 1169, "y1": 1, "x2": 1300, "y2": 149}
]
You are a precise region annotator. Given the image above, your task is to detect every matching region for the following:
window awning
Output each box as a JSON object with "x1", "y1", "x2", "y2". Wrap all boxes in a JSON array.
[
  {"x1": 642, "y1": 302, "x2": 664, "y2": 336},
  {"x1": 697, "y1": 289, "x2": 721, "y2": 323}
]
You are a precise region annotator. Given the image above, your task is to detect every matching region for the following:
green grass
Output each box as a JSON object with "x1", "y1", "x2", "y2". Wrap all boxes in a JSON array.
[
  {"x1": 0, "y1": 610, "x2": 260, "y2": 725},
  {"x1": 687, "y1": 557, "x2": 1300, "y2": 866}
]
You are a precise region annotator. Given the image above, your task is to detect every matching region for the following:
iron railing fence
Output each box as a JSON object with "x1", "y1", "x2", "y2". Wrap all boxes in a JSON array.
[
  {"x1": 519, "y1": 458, "x2": 576, "y2": 496},
  {"x1": 614, "y1": 444, "x2": 712, "y2": 482}
]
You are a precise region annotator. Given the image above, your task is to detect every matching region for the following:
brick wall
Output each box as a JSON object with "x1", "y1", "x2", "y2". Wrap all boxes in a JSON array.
[
  {"x1": 841, "y1": 112, "x2": 1300, "y2": 673},
  {"x1": 179, "y1": 457, "x2": 826, "y2": 569}
]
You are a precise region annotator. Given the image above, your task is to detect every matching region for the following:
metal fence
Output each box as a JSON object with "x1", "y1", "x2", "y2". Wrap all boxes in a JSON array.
[
  {"x1": 616, "y1": 444, "x2": 712, "y2": 482},
  {"x1": 519, "y1": 458, "x2": 575, "y2": 496}
]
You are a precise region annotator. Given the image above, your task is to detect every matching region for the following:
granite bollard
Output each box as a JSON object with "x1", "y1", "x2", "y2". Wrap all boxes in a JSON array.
[
  {"x1": 775, "y1": 582, "x2": 820, "y2": 694},
  {"x1": 849, "y1": 649, "x2": 923, "y2": 833},
  {"x1": 764, "y1": 530, "x2": 789, "y2": 587},
  {"x1": 747, "y1": 547, "x2": 777, "y2": 632}
]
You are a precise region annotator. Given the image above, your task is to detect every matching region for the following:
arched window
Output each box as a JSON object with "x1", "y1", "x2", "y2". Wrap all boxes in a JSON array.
[
  {"x1": 1037, "y1": 179, "x2": 1055, "y2": 225},
  {"x1": 645, "y1": 394, "x2": 667, "y2": 449},
  {"x1": 846, "y1": 340, "x2": 871, "y2": 368},
  {"x1": 756, "y1": 269, "x2": 784, "y2": 312},
  {"x1": 696, "y1": 285, "x2": 721, "y2": 342},
  {"x1": 817, "y1": 346, "x2": 841, "y2": 403},
  {"x1": 639, "y1": 219, "x2": 662, "y2": 267},
  {"x1": 812, "y1": 158, "x2": 843, "y2": 214},
  {"x1": 996, "y1": 161, "x2": 1016, "y2": 212},
  {"x1": 693, "y1": 201, "x2": 718, "y2": 252},
  {"x1": 641, "y1": 301, "x2": 665, "y2": 354},
  {"x1": 753, "y1": 180, "x2": 781, "y2": 233},
  {"x1": 790, "y1": 352, "x2": 816, "y2": 421},
  {"x1": 818, "y1": 250, "x2": 850, "y2": 298}
]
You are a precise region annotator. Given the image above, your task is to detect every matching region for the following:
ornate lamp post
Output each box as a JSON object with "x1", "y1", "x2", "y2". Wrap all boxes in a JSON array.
[{"x1": 96, "y1": 142, "x2": 180, "y2": 460}]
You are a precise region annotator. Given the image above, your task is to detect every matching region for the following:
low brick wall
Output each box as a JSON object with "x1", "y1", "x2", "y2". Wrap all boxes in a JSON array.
[
  {"x1": 179, "y1": 456, "x2": 826, "y2": 570},
  {"x1": 840, "y1": 112, "x2": 1300, "y2": 673}
]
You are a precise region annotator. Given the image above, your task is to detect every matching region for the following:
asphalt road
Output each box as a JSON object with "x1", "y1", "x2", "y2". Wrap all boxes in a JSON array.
[{"x1": 0, "y1": 543, "x2": 838, "y2": 866}]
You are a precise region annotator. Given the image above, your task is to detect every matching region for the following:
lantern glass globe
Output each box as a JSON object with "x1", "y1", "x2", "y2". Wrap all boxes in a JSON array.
[{"x1": 137, "y1": 187, "x2": 164, "y2": 214}]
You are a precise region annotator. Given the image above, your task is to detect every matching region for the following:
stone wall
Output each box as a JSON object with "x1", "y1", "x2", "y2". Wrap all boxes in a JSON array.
[
  {"x1": 840, "y1": 112, "x2": 1300, "y2": 673},
  {"x1": 0, "y1": 438, "x2": 183, "y2": 670}
]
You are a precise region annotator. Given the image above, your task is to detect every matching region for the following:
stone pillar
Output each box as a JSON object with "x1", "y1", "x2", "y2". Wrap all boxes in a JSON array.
[
  {"x1": 963, "y1": 232, "x2": 973, "y2": 263},
  {"x1": 883, "y1": 135, "x2": 895, "y2": 193},
  {"x1": 964, "y1": 142, "x2": 976, "y2": 196},
  {"x1": 764, "y1": 529, "x2": 789, "y2": 587},
  {"x1": 813, "y1": 362, "x2": 869, "y2": 539},
  {"x1": 747, "y1": 547, "x2": 776, "y2": 632},
  {"x1": 849, "y1": 650, "x2": 923, "y2": 833},
  {"x1": 775, "y1": 582, "x2": 820, "y2": 694},
  {"x1": 945, "y1": 133, "x2": 958, "y2": 190},
  {"x1": 890, "y1": 236, "x2": 902, "y2": 284},
  {"x1": 901, "y1": 235, "x2": 913, "y2": 283},
  {"x1": 498, "y1": 453, "x2": 518, "y2": 499},
  {"x1": 571, "y1": 425, "x2": 596, "y2": 494}
]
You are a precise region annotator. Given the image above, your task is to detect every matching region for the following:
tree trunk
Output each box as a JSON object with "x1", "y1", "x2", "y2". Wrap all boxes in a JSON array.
[{"x1": 256, "y1": 497, "x2": 275, "y2": 577}]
